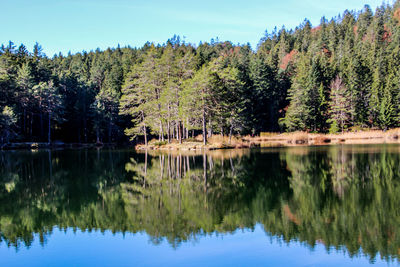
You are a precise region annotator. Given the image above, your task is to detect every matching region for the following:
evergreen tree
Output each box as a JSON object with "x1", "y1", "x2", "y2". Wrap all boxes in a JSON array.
[
  {"x1": 32, "y1": 81, "x2": 63, "y2": 143},
  {"x1": 0, "y1": 106, "x2": 17, "y2": 144},
  {"x1": 328, "y1": 76, "x2": 352, "y2": 133}
]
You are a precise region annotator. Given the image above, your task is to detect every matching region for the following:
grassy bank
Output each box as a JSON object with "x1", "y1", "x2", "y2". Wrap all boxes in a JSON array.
[
  {"x1": 136, "y1": 135, "x2": 257, "y2": 151},
  {"x1": 136, "y1": 129, "x2": 400, "y2": 151},
  {"x1": 247, "y1": 129, "x2": 400, "y2": 147}
]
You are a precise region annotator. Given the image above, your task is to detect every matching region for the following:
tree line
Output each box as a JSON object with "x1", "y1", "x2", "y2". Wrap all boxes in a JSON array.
[{"x1": 2, "y1": 2, "x2": 400, "y2": 144}]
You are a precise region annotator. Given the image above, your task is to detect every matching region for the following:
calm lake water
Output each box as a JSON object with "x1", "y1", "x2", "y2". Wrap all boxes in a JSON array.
[{"x1": 0, "y1": 145, "x2": 399, "y2": 266}]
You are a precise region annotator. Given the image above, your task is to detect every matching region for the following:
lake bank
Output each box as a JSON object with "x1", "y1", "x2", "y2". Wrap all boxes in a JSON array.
[
  {"x1": 136, "y1": 129, "x2": 400, "y2": 150},
  {"x1": 0, "y1": 142, "x2": 118, "y2": 150},
  {"x1": 3, "y1": 129, "x2": 400, "y2": 151}
]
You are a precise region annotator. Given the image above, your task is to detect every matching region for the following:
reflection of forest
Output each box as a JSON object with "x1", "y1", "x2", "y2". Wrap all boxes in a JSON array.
[{"x1": 0, "y1": 146, "x2": 399, "y2": 262}]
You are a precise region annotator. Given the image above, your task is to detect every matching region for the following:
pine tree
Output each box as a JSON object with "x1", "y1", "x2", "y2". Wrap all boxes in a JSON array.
[
  {"x1": 327, "y1": 76, "x2": 352, "y2": 133},
  {"x1": 32, "y1": 81, "x2": 63, "y2": 143},
  {"x1": 181, "y1": 65, "x2": 212, "y2": 145},
  {"x1": 16, "y1": 63, "x2": 35, "y2": 137},
  {"x1": 0, "y1": 106, "x2": 17, "y2": 144}
]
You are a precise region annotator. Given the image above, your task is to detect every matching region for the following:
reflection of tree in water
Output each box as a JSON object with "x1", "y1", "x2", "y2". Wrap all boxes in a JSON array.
[
  {"x1": 121, "y1": 150, "x2": 282, "y2": 247},
  {"x1": 279, "y1": 146, "x2": 400, "y2": 263},
  {"x1": 0, "y1": 147, "x2": 399, "y2": 262}
]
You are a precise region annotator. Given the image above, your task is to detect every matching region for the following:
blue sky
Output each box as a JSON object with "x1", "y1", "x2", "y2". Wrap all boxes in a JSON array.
[{"x1": 1, "y1": 0, "x2": 386, "y2": 56}]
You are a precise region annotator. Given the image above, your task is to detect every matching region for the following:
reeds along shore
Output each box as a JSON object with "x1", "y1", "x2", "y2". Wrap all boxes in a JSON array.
[{"x1": 136, "y1": 129, "x2": 400, "y2": 150}]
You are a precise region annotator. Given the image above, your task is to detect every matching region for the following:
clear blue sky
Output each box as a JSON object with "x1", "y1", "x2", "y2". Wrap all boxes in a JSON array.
[{"x1": 1, "y1": 0, "x2": 386, "y2": 56}]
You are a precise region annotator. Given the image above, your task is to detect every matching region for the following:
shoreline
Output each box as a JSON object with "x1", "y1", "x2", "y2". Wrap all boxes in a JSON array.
[
  {"x1": 136, "y1": 130, "x2": 400, "y2": 151},
  {"x1": 0, "y1": 142, "x2": 118, "y2": 150},
  {"x1": 3, "y1": 129, "x2": 400, "y2": 151}
]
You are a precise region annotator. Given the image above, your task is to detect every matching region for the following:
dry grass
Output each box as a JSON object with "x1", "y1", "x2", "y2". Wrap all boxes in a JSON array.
[
  {"x1": 137, "y1": 134, "x2": 255, "y2": 151},
  {"x1": 136, "y1": 128, "x2": 400, "y2": 151},
  {"x1": 284, "y1": 132, "x2": 309, "y2": 144},
  {"x1": 244, "y1": 129, "x2": 400, "y2": 147},
  {"x1": 326, "y1": 130, "x2": 385, "y2": 140},
  {"x1": 260, "y1": 132, "x2": 279, "y2": 137},
  {"x1": 313, "y1": 135, "x2": 331, "y2": 145},
  {"x1": 385, "y1": 128, "x2": 400, "y2": 140}
]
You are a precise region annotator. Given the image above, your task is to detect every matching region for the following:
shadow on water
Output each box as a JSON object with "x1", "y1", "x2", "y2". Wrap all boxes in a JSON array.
[{"x1": 0, "y1": 145, "x2": 400, "y2": 263}]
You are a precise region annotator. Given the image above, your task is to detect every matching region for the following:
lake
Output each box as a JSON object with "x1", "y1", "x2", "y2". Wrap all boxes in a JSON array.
[{"x1": 0, "y1": 145, "x2": 399, "y2": 266}]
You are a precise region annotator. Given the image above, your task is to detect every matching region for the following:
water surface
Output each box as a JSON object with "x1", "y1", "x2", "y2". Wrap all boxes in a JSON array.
[{"x1": 0, "y1": 146, "x2": 399, "y2": 266}]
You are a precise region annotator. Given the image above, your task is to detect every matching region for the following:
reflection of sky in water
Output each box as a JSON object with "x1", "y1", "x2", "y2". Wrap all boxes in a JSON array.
[{"x1": 1, "y1": 225, "x2": 389, "y2": 267}]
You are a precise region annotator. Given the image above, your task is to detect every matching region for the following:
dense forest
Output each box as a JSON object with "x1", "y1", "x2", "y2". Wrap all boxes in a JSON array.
[{"x1": 2, "y1": 2, "x2": 400, "y2": 145}]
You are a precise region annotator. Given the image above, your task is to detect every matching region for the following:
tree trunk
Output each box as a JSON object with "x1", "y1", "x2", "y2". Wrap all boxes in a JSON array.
[
  {"x1": 143, "y1": 124, "x2": 148, "y2": 146},
  {"x1": 108, "y1": 121, "x2": 112, "y2": 143},
  {"x1": 48, "y1": 113, "x2": 51, "y2": 144},
  {"x1": 167, "y1": 121, "x2": 171, "y2": 143},
  {"x1": 23, "y1": 108, "x2": 26, "y2": 137},
  {"x1": 176, "y1": 122, "x2": 179, "y2": 141},
  {"x1": 83, "y1": 117, "x2": 88, "y2": 143},
  {"x1": 160, "y1": 120, "x2": 164, "y2": 142},
  {"x1": 229, "y1": 125, "x2": 233, "y2": 144},
  {"x1": 185, "y1": 118, "x2": 189, "y2": 139},
  {"x1": 186, "y1": 118, "x2": 189, "y2": 139},
  {"x1": 30, "y1": 112, "x2": 33, "y2": 137},
  {"x1": 202, "y1": 107, "x2": 207, "y2": 145},
  {"x1": 40, "y1": 113, "x2": 44, "y2": 140},
  {"x1": 96, "y1": 128, "x2": 100, "y2": 143},
  {"x1": 48, "y1": 150, "x2": 52, "y2": 179},
  {"x1": 178, "y1": 121, "x2": 182, "y2": 144}
]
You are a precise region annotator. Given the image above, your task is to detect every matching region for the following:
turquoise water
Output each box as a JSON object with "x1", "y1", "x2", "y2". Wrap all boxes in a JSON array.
[{"x1": 0, "y1": 146, "x2": 399, "y2": 266}]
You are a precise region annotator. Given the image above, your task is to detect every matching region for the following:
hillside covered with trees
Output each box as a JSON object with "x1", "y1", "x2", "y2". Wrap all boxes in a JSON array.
[{"x1": 1, "y1": 2, "x2": 400, "y2": 145}]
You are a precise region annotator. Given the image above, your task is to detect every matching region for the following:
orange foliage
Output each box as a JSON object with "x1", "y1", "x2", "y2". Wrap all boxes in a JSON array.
[
  {"x1": 383, "y1": 24, "x2": 392, "y2": 42},
  {"x1": 283, "y1": 205, "x2": 301, "y2": 225},
  {"x1": 322, "y1": 47, "x2": 331, "y2": 57},
  {"x1": 279, "y1": 105, "x2": 289, "y2": 114},
  {"x1": 311, "y1": 26, "x2": 321, "y2": 34},
  {"x1": 280, "y1": 50, "x2": 298, "y2": 70},
  {"x1": 353, "y1": 25, "x2": 358, "y2": 36},
  {"x1": 394, "y1": 8, "x2": 400, "y2": 24},
  {"x1": 221, "y1": 46, "x2": 241, "y2": 58}
]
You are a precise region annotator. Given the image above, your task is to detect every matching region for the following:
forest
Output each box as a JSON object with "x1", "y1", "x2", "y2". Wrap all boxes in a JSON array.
[{"x1": 1, "y1": 2, "x2": 400, "y2": 145}]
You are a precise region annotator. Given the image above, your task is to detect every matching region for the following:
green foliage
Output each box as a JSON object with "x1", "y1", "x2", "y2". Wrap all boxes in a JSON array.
[
  {"x1": 0, "y1": 106, "x2": 17, "y2": 143},
  {"x1": 328, "y1": 120, "x2": 339, "y2": 134},
  {"x1": 151, "y1": 140, "x2": 168, "y2": 146},
  {"x1": 2, "y1": 2, "x2": 400, "y2": 143},
  {"x1": 327, "y1": 76, "x2": 352, "y2": 133}
]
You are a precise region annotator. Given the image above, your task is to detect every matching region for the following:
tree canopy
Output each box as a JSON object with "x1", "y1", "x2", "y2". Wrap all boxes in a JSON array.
[{"x1": 2, "y1": 3, "x2": 400, "y2": 144}]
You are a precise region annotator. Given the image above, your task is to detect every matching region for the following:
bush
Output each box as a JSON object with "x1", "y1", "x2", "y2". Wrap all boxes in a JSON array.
[
  {"x1": 153, "y1": 141, "x2": 168, "y2": 146},
  {"x1": 328, "y1": 120, "x2": 339, "y2": 134}
]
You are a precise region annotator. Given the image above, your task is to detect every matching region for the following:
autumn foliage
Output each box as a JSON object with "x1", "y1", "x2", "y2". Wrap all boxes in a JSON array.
[
  {"x1": 280, "y1": 50, "x2": 297, "y2": 70},
  {"x1": 394, "y1": 8, "x2": 400, "y2": 23}
]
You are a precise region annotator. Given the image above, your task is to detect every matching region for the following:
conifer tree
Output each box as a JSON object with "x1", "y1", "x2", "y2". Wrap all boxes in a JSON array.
[{"x1": 328, "y1": 76, "x2": 352, "y2": 133}]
